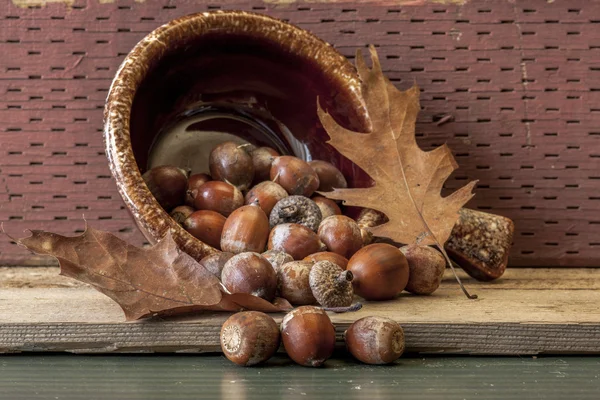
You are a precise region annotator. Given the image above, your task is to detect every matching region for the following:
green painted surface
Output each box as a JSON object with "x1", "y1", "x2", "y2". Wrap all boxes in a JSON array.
[{"x1": 0, "y1": 355, "x2": 599, "y2": 399}]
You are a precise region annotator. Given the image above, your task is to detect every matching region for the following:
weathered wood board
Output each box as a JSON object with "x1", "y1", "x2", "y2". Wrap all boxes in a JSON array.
[{"x1": 1, "y1": 267, "x2": 599, "y2": 355}]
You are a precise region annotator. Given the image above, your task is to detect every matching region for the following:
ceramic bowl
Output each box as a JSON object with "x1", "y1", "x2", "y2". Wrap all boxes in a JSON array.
[{"x1": 104, "y1": 11, "x2": 368, "y2": 261}]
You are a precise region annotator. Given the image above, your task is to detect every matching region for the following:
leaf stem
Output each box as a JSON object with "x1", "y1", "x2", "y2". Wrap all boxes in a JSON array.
[{"x1": 438, "y1": 246, "x2": 477, "y2": 299}]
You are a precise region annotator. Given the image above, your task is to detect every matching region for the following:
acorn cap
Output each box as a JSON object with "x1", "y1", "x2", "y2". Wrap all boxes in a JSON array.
[
  {"x1": 269, "y1": 196, "x2": 322, "y2": 232},
  {"x1": 309, "y1": 260, "x2": 354, "y2": 308}
]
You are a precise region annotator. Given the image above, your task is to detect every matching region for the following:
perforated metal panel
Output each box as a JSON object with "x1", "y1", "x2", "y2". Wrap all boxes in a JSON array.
[{"x1": 1, "y1": 0, "x2": 599, "y2": 266}]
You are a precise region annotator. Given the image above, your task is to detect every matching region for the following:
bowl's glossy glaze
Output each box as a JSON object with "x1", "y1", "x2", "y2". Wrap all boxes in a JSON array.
[{"x1": 104, "y1": 11, "x2": 369, "y2": 261}]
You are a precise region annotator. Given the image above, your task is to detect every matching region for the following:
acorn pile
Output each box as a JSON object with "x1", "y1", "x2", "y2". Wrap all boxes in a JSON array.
[{"x1": 143, "y1": 141, "x2": 448, "y2": 311}]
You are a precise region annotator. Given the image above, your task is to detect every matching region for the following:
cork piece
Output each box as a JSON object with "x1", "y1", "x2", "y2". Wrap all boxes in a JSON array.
[{"x1": 445, "y1": 209, "x2": 515, "y2": 282}]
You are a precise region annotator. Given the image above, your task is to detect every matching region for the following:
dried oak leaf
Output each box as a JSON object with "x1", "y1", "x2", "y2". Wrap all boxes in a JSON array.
[
  {"x1": 16, "y1": 226, "x2": 291, "y2": 320},
  {"x1": 317, "y1": 46, "x2": 476, "y2": 247}
]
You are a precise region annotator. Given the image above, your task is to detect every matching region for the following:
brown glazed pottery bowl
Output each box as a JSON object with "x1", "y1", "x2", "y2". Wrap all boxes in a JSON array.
[{"x1": 104, "y1": 10, "x2": 369, "y2": 261}]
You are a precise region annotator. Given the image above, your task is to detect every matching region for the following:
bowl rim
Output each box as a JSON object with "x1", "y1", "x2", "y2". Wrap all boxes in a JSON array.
[{"x1": 103, "y1": 10, "x2": 366, "y2": 261}]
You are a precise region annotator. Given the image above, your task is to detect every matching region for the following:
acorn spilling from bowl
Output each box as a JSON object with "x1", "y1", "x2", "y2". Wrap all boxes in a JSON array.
[{"x1": 142, "y1": 140, "x2": 512, "y2": 309}]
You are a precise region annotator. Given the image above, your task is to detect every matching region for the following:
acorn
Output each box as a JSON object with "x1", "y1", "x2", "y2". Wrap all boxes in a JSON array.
[
  {"x1": 281, "y1": 306, "x2": 336, "y2": 367},
  {"x1": 309, "y1": 261, "x2": 354, "y2": 308},
  {"x1": 304, "y1": 252, "x2": 349, "y2": 269},
  {"x1": 221, "y1": 203, "x2": 270, "y2": 254},
  {"x1": 221, "y1": 252, "x2": 277, "y2": 301},
  {"x1": 194, "y1": 181, "x2": 244, "y2": 217},
  {"x1": 270, "y1": 156, "x2": 320, "y2": 197},
  {"x1": 269, "y1": 196, "x2": 322, "y2": 232},
  {"x1": 312, "y1": 196, "x2": 342, "y2": 220},
  {"x1": 347, "y1": 243, "x2": 409, "y2": 301},
  {"x1": 245, "y1": 181, "x2": 288, "y2": 216},
  {"x1": 318, "y1": 215, "x2": 363, "y2": 259},
  {"x1": 209, "y1": 141, "x2": 255, "y2": 191},
  {"x1": 200, "y1": 251, "x2": 234, "y2": 278},
  {"x1": 220, "y1": 311, "x2": 280, "y2": 366},
  {"x1": 400, "y1": 244, "x2": 446, "y2": 295},
  {"x1": 268, "y1": 223, "x2": 326, "y2": 260},
  {"x1": 183, "y1": 210, "x2": 226, "y2": 249},
  {"x1": 248, "y1": 146, "x2": 280, "y2": 184},
  {"x1": 278, "y1": 261, "x2": 317, "y2": 305},
  {"x1": 344, "y1": 316, "x2": 405, "y2": 365},
  {"x1": 170, "y1": 205, "x2": 195, "y2": 225},
  {"x1": 185, "y1": 173, "x2": 211, "y2": 207},
  {"x1": 308, "y1": 160, "x2": 347, "y2": 192},
  {"x1": 142, "y1": 165, "x2": 188, "y2": 211},
  {"x1": 262, "y1": 250, "x2": 294, "y2": 273}
]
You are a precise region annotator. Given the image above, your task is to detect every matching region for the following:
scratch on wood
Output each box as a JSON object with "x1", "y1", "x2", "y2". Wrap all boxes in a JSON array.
[
  {"x1": 11, "y1": 0, "x2": 74, "y2": 7},
  {"x1": 12, "y1": 0, "x2": 145, "y2": 7},
  {"x1": 511, "y1": 2, "x2": 533, "y2": 147},
  {"x1": 264, "y1": 0, "x2": 467, "y2": 5}
]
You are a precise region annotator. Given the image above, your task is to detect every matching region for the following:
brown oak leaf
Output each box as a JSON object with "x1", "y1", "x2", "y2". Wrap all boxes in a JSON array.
[
  {"x1": 317, "y1": 46, "x2": 476, "y2": 247},
  {"x1": 16, "y1": 226, "x2": 291, "y2": 320}
]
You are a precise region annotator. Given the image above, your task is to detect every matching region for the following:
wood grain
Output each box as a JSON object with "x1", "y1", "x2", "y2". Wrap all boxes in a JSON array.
[{"x1": 1, "y1": 267, "x2": 599, "y2": 355}]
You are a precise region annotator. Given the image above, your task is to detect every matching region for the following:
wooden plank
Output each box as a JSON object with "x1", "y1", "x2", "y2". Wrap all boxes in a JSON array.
[{"x1": 1, "y1": 267, "x2": 600, "y2": 355}]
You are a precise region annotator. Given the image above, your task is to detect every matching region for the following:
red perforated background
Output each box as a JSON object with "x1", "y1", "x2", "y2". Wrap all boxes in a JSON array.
[{"x1": 1, "y1": 0, "x2": 599, "y2": 266}]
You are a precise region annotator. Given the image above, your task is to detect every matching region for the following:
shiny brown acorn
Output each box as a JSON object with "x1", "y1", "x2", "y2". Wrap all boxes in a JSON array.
[
  {"x1": 185, "y1": 173, "x2": 211, "y2": 207},
  {"x1": 142, "y1": 165, "x2": 188, "y2": 211},
  {"x1": 221, "y1": 252, "x2": 278, "y2": 301},
  {"x1": 209, "y1": 141, "x2": 255, "y2": 191},
  {"x1": 248, "y1": 146, "x2": 280, "y2": 184},
  {"x1": 183, "y1": 210, "x2": 227, "y2": 249},
  {"x1": 220, "y1": 311, "x2": 280, "y2": 366},
  {"x1": 270, "y1": 156, "x2": 320, "y2": 197},
  {"x1": 245, "y1": 181, "x2": 288, "y2": 216},
  {"x1": 345, "y1": 316, "x2": 405, "y2": 364},
  {"x1": 194, "y1": 181, "x2": 244, "y2": 217},
  {"x1": 347, "y1": 243, "x2": 409, "y2": 301},
  {"x1": 268, "y1": 223, "x2": 326, "y2": 260},
  {"x1": 281, "y1": 306, "x2": 336, "y2": 367},
  {"x1": 400, "y1": 244, "x2": 446, "y2": 295},
  {"x1": 221, "y1": 203, "x2": 270, "y2": 254},
  {"x1": 318, "y1": 215, "x2": 363, "y2": 259}
]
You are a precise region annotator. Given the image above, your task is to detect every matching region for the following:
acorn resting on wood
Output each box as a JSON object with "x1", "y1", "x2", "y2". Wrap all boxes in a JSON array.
[
  {"x1": 281, "y1": 306, "x2": 336, "y2": 367},
  {"x1": 221, "y1": 311, "x2": 280, "y2": 366},
  {"x1": 309, "y1": 260, "x2": 354, "y2": 308},
  {"x1": 400, "y1": 244, "x2": 446, "y2": 295},
  {"x1": 347, "y1": 243, "x2": 409, "y2": 301},
  {"x1": 345, "y1": 316, "x2": 405, "y2": 364}
]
